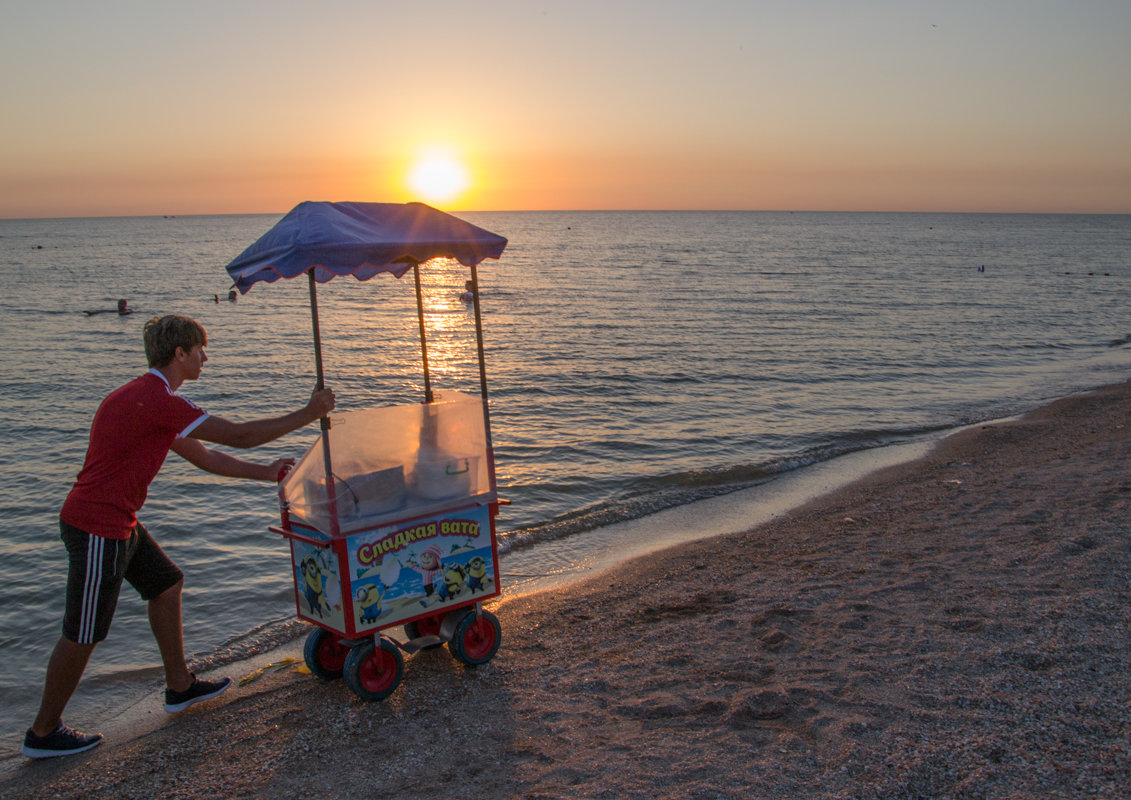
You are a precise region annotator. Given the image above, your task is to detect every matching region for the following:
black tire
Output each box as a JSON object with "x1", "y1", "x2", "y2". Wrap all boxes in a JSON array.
[
  {"x1": 303, "y1": 627, "x2": 348, "y2": 681},
  {"x1": 343, "y1": 639, "x2": 404, "y2": 701},
  {"x1": 447, "y1": 609, "x2": 501, "y2": 666}
]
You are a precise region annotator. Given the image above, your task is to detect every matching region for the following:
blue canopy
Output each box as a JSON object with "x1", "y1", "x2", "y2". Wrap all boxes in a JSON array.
[{"x1": 225, "y1": 201, "x2": 508, "y2": 293}]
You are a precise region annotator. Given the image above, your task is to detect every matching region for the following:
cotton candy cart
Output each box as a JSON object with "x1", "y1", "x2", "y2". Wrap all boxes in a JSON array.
[{"x1": 225, "y1": 201, "x2": 509, "y2": 701}]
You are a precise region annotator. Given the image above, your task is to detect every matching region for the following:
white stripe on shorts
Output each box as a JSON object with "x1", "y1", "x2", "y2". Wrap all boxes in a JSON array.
[{"x1": 78, "y1": 536, "x2": 105, "y2": 644}]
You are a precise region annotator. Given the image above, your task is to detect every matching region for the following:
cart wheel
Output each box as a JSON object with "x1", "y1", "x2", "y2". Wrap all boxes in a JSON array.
[
  {"x1": 405, "y1": 614, "x2": 444, "y2": 648},
  {"x1": 448, "y1": 609, "x2": 501, "y2": 666},
  {"x1": 303, "y1": 627, "x2": 349, "y2": 680},
  {"x1": 344, "y1": 639, "x2": 404, "y2": 701}
]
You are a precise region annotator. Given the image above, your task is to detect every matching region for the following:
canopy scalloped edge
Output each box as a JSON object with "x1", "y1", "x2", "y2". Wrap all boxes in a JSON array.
[{"x1": 225, "y1": 201, "x2": 508, "y2": 294}]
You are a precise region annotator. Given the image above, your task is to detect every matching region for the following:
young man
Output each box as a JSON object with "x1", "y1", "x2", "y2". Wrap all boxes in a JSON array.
[{"x1": 22, "y1": 315, "x2": 335, "y2": 759}]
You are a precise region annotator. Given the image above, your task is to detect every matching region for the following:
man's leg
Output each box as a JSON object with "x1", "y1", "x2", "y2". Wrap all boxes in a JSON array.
[
  {"x1": 34, "y1": 522, "x2": 123, "y2": 739},
  {"x1": 29, "y1": 637, "x2": 97, "y2": 738},
  {"x1": 131, "y1": 528, "x2": 231, "y2": 711},
  {"x1": 147, "y1": 578, "x2": 193, "y2": 693}
]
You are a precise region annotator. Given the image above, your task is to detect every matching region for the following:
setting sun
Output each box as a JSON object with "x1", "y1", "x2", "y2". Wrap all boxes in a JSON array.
[{"x1": 407, "y1": 152, "x2": 470, "y2": 205}]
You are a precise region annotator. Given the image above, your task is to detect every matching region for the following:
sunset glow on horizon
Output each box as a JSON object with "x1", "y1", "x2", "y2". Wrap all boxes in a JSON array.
[{"x1": 1, "y1": 2, "x2": 1129, "y2": 218}]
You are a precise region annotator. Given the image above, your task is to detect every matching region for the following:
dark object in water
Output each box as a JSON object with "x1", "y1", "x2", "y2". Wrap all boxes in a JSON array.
[{"x1": 84, "y1": 299, "x2": 133, "y2": 316}]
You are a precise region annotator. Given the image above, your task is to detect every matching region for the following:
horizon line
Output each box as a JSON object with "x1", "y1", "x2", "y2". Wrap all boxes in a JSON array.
[{"x1": 4, "y1": 207, "x2": 1131, "y2": 222}]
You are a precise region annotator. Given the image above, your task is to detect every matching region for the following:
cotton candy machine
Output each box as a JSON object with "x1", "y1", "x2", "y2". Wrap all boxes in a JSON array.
[{"x1": 225, "y1": 201, "x2": 509, "y2": 701}]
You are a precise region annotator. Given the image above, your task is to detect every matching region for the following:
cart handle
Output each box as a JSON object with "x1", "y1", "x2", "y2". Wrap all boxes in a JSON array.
[{"x1": 268, "y1": 525, "x2": 332, "y2": 547}]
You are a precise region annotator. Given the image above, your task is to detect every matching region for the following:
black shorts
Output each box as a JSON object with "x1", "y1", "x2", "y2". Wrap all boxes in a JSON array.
[{"x1": 60, "y1": 519, "x2": 184, "y2": 645}]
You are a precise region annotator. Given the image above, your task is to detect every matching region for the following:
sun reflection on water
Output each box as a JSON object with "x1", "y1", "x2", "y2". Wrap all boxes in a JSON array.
[
  {"x1": 417, "y1": 258, "x2": 480, "y2": 387},
  {"x1": 316, "y1": 257, "x2": 483, "y2": 406}
]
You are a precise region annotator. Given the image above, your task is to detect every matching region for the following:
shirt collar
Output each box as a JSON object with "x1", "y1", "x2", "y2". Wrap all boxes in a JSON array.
[{"x1": 147, "y1": 368, "x2": 172, "y2": 391}]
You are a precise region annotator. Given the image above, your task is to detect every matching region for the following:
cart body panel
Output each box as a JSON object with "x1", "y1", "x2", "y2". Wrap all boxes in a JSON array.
[{"x1": 282, "y1": 501, "x2": 501, "y2": 637}]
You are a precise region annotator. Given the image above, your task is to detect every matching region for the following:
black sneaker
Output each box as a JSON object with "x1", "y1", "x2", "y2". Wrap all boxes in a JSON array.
[
  {"x1": 164, "y1": 674, "x2": 232, "y2": 713},
  {"x1": 22, "y1": 722, "x2": 103, "y2": 759}
]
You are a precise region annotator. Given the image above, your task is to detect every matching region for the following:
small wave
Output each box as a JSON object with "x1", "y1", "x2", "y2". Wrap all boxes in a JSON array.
[
  {"x1": 497, "y1": 484, "x2": 745, "y2": 554},
  {"x1": 186, "y1": 615, "x2": 310, "y2": 672},
  {"x1": 1108, "y1": 334, "x2": 1131, "y2": 348},
  {"x1": 497, "y1": 424, "x2": 950, "y2": 556}
]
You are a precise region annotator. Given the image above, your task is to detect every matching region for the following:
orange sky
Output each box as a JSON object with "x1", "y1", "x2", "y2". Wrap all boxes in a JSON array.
[{"x1": 2, "y1": 2, "x2": 1129, "y2": 218}]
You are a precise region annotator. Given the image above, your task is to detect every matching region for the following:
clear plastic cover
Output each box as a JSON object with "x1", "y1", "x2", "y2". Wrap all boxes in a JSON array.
[{"x1": 281, "y1": 390, "x2": 494, "y2": 535}]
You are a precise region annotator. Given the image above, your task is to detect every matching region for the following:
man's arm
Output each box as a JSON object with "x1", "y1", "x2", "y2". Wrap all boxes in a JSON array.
[
  {"x1": 171, "y1": 437, "x2": 294, "y2": 482},
  {"x1": 189, "y1": 387, "x2": 335, "y2": 449}
]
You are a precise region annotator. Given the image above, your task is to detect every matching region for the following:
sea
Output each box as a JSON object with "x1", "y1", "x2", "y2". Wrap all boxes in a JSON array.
[{"x1": 1, "y1": 210, "x2": 1128, "y2": 754}]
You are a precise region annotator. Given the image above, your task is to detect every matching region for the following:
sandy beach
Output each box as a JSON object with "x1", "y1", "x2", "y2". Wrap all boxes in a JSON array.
[{"x1": 4, "y1": 380, "x2": 1129, "y2": 799}]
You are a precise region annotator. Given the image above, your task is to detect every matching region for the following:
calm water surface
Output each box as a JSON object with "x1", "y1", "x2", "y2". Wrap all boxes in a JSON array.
[{"x1": 0, "y1": 210, "x2": 1128, "y2": 753}]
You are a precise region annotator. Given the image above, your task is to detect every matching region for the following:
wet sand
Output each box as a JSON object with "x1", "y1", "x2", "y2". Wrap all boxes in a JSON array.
[{"x1": 4, "y1": 381, "x2": 1129, "y2": 799}]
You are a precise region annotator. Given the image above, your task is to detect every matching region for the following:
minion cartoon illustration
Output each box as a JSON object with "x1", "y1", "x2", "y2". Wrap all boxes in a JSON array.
[
  {"x1": 437, "y1": 563, "x2": 467, "y2": 601},
  {"x1": 466, "y1": 555, "x2": 489, "y2": 593},
  {"x1": 299, "y1": 556, "x2": 328, "y2": 618},
  {"x1": 355, "y1": 582, "x2": 386, "y2": 624}
]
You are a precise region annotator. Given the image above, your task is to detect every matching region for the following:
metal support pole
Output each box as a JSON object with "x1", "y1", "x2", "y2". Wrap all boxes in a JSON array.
[
  {"x1": 468, "y1": 264, "x2": 497, "y2": 488},
  {"x1": 412, "y1": 261, "x2": 434, "y2": 404},
  {"x1": 308, "y1": 269, "x2": 339, "y2": 537}
]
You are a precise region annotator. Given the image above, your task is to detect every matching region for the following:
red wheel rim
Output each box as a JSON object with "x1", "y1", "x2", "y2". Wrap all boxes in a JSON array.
[
  {"x1": 359, "y1": 646, "x2": 398, "y2": 693},
  {"x1": 416, "y1": 614, "x2": 443, "y2": 637},
  {"x1": 316, "y1": 634, "x2": 348, "y2": 673},
  {"x1": 461, "y1": 617, "x2": 497, "y2": 661}
]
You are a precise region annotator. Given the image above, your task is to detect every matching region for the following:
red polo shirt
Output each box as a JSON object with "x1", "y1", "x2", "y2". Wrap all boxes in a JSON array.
[{"x1": 60, "y1": 370, "x2": 209, "y2": 539}]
